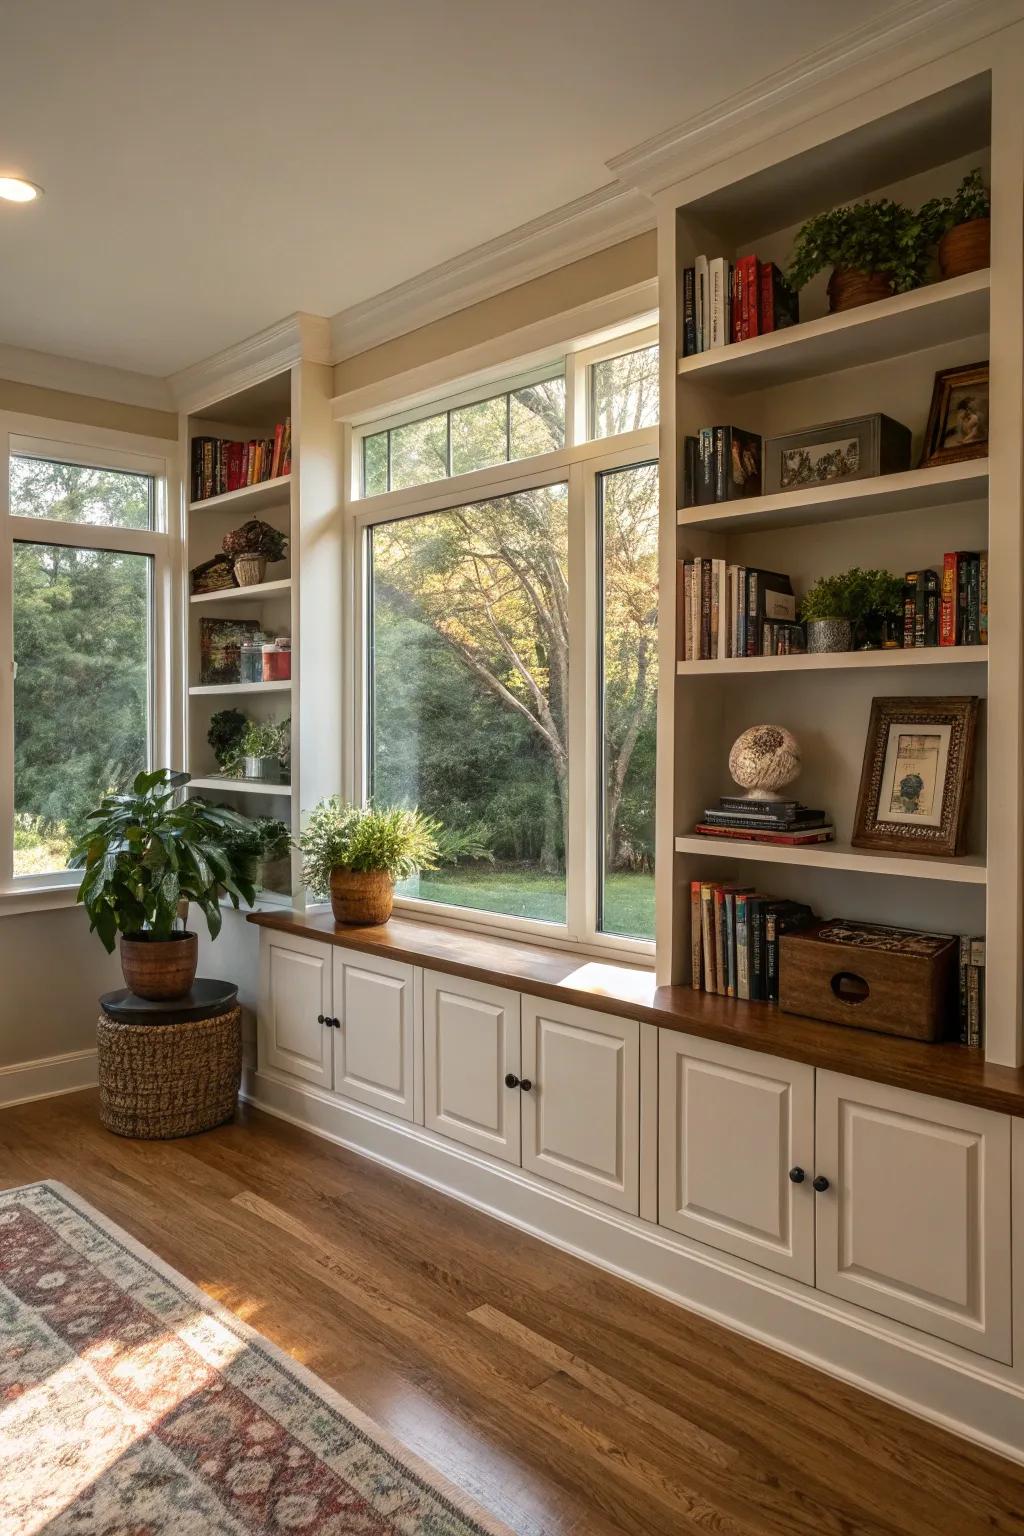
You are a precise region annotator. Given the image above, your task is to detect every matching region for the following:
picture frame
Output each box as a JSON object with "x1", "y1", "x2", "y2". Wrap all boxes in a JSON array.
[
  {"x1": 852, "y1": 695, "x2": 978, "y2": 857},
  {"x1": 199, "y1": 618, "x2": 261, "y2": 686},
  {"x1": 920, "y1": 361, "x2": 989, "y2": 468},
  {"x1": 763, "y1": 414, "x2": 912, "y2": 495}
]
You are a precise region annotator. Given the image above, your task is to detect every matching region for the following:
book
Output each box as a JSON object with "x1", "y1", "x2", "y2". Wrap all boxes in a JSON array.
[
  {"x1": 902, "y1": 571, "x2": 918, "y2": 648},
  {"x1": 190, "y1": 425, "x2": 288, "y2": 502},
  {"x1": 913, "y1": 568, "x2": 939, "y2": 647},
  {"x1": 979, "y1": 552, "x2": 988, "y2": 643},
  {"x1": 764, "y1": 902, "x2": 814, "y2": 1002},
  {"x1": 694, "y1": 255, "x2": 709, "y2": 352},
  {"x1": 748, "y1": 897, "x2": 766, "y2": 1000},
  {"x1": 714, "y1": 886, "x2": 728, "y2": 995},
  {"x1": 701, "y1": 809, "x2": 829, "y2": 830},
  {"x1": 700, "y1": 883, "x2": 718, "y2": 992},
  {"x1": 681, "y1": 266, "x2": 697, "y2": 356},
  {"x1": 693, "y1": 823, "x2": 835, "y2": 845},
  {"x1": 736, "y1": 254, "x2": 759, "y2": 340},
  {"x1": 735, "y1": 894, "x2": 753, "y2": 999},
  {"x1": 696, "y1": 429, "x2": 716, "y2": 505},
  {"x1": 690, "y1": 880, "x2": 703, "y2": 990},
  {"x1": 758, "y1": 263, "x2": 799, "y2": 333},
  {"x1": 682, "y1": 436, "x2": 698, "y2": 507},
  {"x1": 708, "y1": 257, "x2": 730, "y2": 349},
  {"x1": 965, "y1": 554, "x2": 980, "y2": 645},
  {"x1": 746, "y1": 569, "x2": 794, "y2": 656},
  {"x1": 940, "y1": 553, "x2": 960, "y2": 646},
  {"x1": 718, "y1": 795, "x2": 800, "y2": 813},
  {"x1": 713, "y1": 426, "x2": 762, "y2": 501}
]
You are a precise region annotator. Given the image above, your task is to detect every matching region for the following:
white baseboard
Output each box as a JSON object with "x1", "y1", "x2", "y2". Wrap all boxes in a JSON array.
[
  {"x1": 243, "y1": 1066, "x2": 1024, "y2": 1467},
  {"x1": 0, "y1": 1048, "x2": 98, "y2": 1108}
]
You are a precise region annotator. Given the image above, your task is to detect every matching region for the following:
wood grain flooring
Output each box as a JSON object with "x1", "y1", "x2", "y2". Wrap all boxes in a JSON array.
[{"x1": 1, "y1": 1089, "x2": 1022, "y2": 1535}]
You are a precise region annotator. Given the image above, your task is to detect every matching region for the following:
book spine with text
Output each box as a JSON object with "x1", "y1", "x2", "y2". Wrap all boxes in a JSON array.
[
  {"x1": 682, "y1": 266, "x2": 696, "y2": 356},
  {"x1": 690, "y1": 880, "x2": 703, "y2": 990}
]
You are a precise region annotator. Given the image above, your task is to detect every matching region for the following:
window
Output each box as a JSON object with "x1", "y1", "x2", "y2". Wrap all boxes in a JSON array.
[
  {"x1": 351, "y1": 323, "x2": 659, "y2": 951},
  {"x1": 2, "y1": 433, "x2": 169, "y2": 893}
]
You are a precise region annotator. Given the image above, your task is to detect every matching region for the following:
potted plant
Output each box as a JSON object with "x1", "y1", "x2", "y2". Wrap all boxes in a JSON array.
[
  {"x1": 800, "y1": 568, "x2": 905, "y2": 653},
  {"x1": 239, "y1": 719, "x2": 285, "y2": 782},
  {"x1": 71, "y1": 770, "x2": 256, "y2": 1000},
  {"x1": 919, "y1": 168, "x2": 990, "y2": 280},
  {"x1": 218, "y1": 813, "x2": 292, "y2": 896},
  {"x1": 208, "y1": 707, "x2": 247, "y2": 771},
  {"x1": 297, "y1": 798, "x2": 440, "y2": 925},
  {"x1": 788, "y1": 198, "x2": 926, "y2": 312},
  {"x1": 222, "y1": 518, "x2": 288, "y2": 587}
]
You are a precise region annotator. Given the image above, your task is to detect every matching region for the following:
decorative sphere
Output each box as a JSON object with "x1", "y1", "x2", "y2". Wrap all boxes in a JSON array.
[{"x1": 728, "y1": 724, "x2": 801, "y2": 799}]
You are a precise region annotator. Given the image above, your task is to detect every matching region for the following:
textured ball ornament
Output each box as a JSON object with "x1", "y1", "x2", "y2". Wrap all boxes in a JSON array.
[{"x1": 728, "y1": 724, "x2": 801, "y2": 800}]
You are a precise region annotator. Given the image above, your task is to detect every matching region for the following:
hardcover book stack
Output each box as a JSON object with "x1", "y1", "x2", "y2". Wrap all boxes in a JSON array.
[
  {"x1": 681, "y1": 255, "x2": 799, "y2": 355},
  {"x1": 958, "y1": 936, "x2": 986, "y2": 1047},
  {"x1": 902, "y1": 553, "x2": 987, "y2": 646},
  {"x1": 678, "y1": 560, "x2": 799, "y2": 660},
  {"x1": 690, "y1": 880, "x2": 814, "y2": 1001},
  {"x1": 191, "y1": 418, "x2": 292, "y2": 502},
  {"x1": 682, "y1": 425, "x2": 762, "y2": 505},
  {"x1": 695, "y1": 796, "x2": 834, "y2": 845}
]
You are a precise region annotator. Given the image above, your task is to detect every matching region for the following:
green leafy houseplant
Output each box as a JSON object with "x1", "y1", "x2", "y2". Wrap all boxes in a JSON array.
[
  {"x1": 919, "y1": 169, "x2": 990, "y2": 242},
  {"x1": 801, "y1": 568, "x2": 905, "y2": 652},
  {"x1": 217, "y1": 813, "x2": 292, "y2": 892},
  {"x1": 71, "y1": 769, "x2": 256, "y2": 997},
  {"x1": 788, "y1": 198, "x2": 927, "y2": 302},
  {"x1": 208, "y1": 708, "x2": 247, "y2": 768},
  {"x1": 298, "y1": 798, "x2": 440, "y2": 925},
  {"x1": 239, "y1": 720, "x2": 282, "y2": 760}
]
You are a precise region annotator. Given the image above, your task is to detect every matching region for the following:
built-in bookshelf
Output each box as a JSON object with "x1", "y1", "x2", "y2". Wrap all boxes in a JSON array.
[{"x1": 654, "y1": 63, "x2": 1024, "y2": 1067}]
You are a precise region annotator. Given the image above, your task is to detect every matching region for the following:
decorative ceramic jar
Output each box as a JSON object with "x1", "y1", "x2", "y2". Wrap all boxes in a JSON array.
[{"x1": 806, "y1": 617, "x2": 853, "y2": 654}]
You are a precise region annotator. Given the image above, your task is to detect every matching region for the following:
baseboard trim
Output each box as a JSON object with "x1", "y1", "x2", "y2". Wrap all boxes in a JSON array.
[
  {"x1": 242, "y1": 1068, "x2": 1024, "y2": 1466},
  {"x1": 0, "y1": 1048, "x2": 98, "y2": 1108}
]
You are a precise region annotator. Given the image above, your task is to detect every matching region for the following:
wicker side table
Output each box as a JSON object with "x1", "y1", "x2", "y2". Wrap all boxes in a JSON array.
[{"x1": 97, "y1": 980, "x2": 241, "y2": 1139}]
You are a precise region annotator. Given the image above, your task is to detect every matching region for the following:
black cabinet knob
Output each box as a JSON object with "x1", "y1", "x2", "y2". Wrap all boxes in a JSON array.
[
  {"x1": 788, "y1": 1167, "x2": 805, "y2": 1184},
  {"x1": 812, "y1": 1175, "x2": 830, "y2": 1193},
  {"x1": 504, "y1": 1072, "x2": 520, "y2": 1088},
  {"x1": 520, "y1": 1078, "x2": 533, "y2": 1092},
  {"x1": 317, "y1": 1014, "x2": 326, "y2": 1025}
]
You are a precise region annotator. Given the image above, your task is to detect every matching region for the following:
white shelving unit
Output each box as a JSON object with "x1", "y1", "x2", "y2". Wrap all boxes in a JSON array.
[{"x1": 653, "y1": 57, "x2": 1024, "y2": 1068}]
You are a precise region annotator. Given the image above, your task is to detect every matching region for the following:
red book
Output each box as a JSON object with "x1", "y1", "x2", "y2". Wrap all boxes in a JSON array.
[
  {"x1": 741, "y1": 254, "x2": 759, "y2": 337},
  {"x1": 940, "y1": 553, "x2": 960, "y2": 646},
  {"x1": 693, "y1": 823, "x2": 834, "y2": 846},
  {"x1": 270, "y1": 423, "x2": 284, "y2": 479},
  {"x1": 731, "y1": 263, "x2": 742, "y2": 343}
]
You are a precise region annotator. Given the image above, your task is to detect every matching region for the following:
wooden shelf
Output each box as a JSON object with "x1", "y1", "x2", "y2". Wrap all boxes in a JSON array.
[
  {"x1": 677, "y1": 461, "x2": 989, "y2": 534},
  {"x1": 188, "y1": 680, "x2": 291, "y2": 697},
  {"x1": 190, "y1": 578, "x2": 291, "y2": 605},
  {"x1": 188, "y1": 775, "x2": 292, "y2": 796},
  {"x1": 675, "y1": 270, "x2": 989, "y2": 393},
  {"x1": 189, "y1": 475, "x2": 291, "y2": 515},
  {"x1": 674, "y1": 834, "x2": 986, "y2": 884},
  {"x1": 677, "y1": 645, "x2": 986, "y2": 676}
]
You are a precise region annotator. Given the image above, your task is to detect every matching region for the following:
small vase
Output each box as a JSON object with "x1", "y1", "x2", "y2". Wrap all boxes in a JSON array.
[
  {"x1": 119, "y1": 932, "x2": 198, "y2": 1000},
  {"x1": 233, "y1": 554, "x2": 267, "y2": 587},
  {"x1": 806, "y1": 618, "x2": 852, "y2": 654},
  {"x1": 826, "y1": 268, "x2": 894, "y2": 313},
  {"x1": 329, "y1": 869, "x2": 394, "y2": 926},
  {"x1": 938, "y1": 218, "x2": 990, "y2": 280},
  {"x1": 242, "y1": 754, "x2": 280, "y2": 782}
]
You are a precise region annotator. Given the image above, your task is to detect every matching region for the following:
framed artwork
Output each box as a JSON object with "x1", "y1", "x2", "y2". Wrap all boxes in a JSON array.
[
  {"x1": 852, "y1": 696, "x2": 978, "y2": 857},
  {"x1": 763, "y1": 413, "x2": 912, "y2": 495},
  {"x1": 199, "y1": 618, "x2": 261, "y2": 686},
  {"x1": 920, "y1": 361, "x2": 989, "y2": 468}
]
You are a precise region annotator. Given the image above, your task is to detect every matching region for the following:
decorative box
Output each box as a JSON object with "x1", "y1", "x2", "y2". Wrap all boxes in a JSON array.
[
  {"x1": 763, "y1": 413, "x2": 912, "y2": 495},
  {"x1": 779, "y1": 920, "x2": 958, "y2": 1041}
]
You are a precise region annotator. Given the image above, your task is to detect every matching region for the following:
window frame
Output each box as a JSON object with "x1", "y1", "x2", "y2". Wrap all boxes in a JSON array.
[
  {"x1": 0, "y1": 414, "x2": 178, "y2": 909},
  {"x1": 343, "y1": 323, "x2": 659, "y2": 958}
]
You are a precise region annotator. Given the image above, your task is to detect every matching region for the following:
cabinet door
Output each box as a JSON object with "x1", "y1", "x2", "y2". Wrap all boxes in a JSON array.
[
  {"x1": 521, "y1": 997, "x2": 640, "y2": 1214},
  {"x1": 423, "y1": 970, "x2": 521, "y2": 1164},
  {"x1": 659, "y1": 1032, "x2": 815, "y2": 1283},
  {"x1": 333, "y1": 950, "x2": 416, "y2": 1121},
  {"x1": 815, "y1": 1071, "x2": 1011, "y2": 1362},
  {"x1": 259, "y1": 932, "x2": 333, "y2": 1089}
]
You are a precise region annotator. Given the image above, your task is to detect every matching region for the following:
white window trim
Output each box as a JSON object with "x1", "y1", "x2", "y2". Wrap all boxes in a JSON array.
[
  {"x1": 340, "y1": 325, "x2": 659, "y2": 959},
  {"x1": 0, "y1": 412, "x2": 180, "y2": 913}
]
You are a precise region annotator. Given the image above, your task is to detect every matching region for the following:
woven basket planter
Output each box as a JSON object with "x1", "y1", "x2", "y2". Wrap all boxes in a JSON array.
[{"x1": 97, "y1": 1006, "x2": 242, "y2": 1139}]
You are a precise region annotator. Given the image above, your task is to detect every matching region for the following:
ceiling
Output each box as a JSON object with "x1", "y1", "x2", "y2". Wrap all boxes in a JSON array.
[{"x1": 1, "y1": 0, "x2": 899, "y2": 378}]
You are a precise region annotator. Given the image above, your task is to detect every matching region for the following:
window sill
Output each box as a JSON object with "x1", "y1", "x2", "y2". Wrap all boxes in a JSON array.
[{"x1": 0, "y1": 882, "x2": 82, "y2": 917}]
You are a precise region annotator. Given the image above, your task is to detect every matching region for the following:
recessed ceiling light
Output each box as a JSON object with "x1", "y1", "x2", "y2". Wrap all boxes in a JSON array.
[{"x1": 0, "y1": 177, "x2": 42, "y2": 203}]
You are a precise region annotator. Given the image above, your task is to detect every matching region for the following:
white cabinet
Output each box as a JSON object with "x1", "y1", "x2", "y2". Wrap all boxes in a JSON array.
[
  {"x1": 521, "y1": 996, "x2": 640, "y2": 1214},
  {"x1": 658, "y1": 1032, "x2": 815, "y2": 1283},
  {"x1": 259, "y1": 931, "x2": 333, "y2": 1089},
  {"x1": 814, "y1": 1072, "x2": 1012, "y2": 1363},
  {"x1": 333, "y1": 950, "x2": 417, "y2": 1122},
  {"x1": 423, "y1": 970, "x2": 521, "y2": 1163}
]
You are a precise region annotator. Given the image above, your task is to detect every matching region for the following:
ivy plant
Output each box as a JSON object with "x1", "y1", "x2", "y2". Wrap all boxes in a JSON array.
[
  {"x1": 918, "y1": 168, "x2": 990, "y2": 243},
  {"x1": 297, "y1": 799, "x2": 440, "y2": 900},
  {"x1": 788, "y1": 198, "x2": 927, "y2": 292}
]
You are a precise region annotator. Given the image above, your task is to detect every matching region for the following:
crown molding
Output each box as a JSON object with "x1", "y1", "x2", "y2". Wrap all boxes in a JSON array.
[
  {"x1": 0, "y1": 342, "x2": 173, "y2": 412},
  {"x1": 168, "y1": 312, "x2": 332, "y2": 414},
  {"x1": 608, "y1": 0, "x2": 1024, "y2": 197},
  {"x1": 328, "y1": 181, "x2": 655, "y2": 364}
]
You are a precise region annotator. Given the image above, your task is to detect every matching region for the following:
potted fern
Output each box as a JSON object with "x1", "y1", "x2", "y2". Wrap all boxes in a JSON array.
[
  {"x1": 222, "y1": 518, "x2": 288, "y2": 587},
  {"x1": 297, "y1": 799, "x2": 440, "y2": 925},
  {"x1": 919, "y1": 168, "x2": 990, "y2": 280},
  {"x1": 239, "y1": 719, "x2": 285, "y2": 782},
  {"x1": 788, "y1": 198, "x2": 926, "y2": 311},
  {"x1": 801, "y1": 568, "x2": 905, "y2": 653}
]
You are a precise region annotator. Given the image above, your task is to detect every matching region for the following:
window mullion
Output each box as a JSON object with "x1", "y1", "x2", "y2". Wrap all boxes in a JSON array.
[{"x1": 565, "y1": 459, "x2": 595, "y2": 945}]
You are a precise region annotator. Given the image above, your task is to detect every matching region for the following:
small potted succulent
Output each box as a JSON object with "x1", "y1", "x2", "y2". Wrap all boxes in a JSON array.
[
  {"x1": 71, "y1": 770, "x2": 256, "y2": 999},
  {"x1": 788, "y1": 198, "x2": 926, "y2": 312},
  {"x1": 222, "y1": 518, "x2": 288, "y2": 587},
  {"x1": 800, "y1": 568, "x2": 905, "y2": 653},
  {"x1": 239, "y1": 719, "x2": 285, "y2": 782},
  {"x1": 919, "y1": 168, "x2": 990, "y2": 280},
  {"x1": 297, "y1": 798, "x2": 440, "y2": 925}
]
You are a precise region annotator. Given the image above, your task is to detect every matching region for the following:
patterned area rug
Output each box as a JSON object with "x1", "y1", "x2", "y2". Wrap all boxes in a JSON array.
[{"x1": 0, "y1": 1181, "x2": 512, "y2": 1535}]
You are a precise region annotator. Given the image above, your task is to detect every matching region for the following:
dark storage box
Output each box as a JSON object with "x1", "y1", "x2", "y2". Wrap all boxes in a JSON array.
[
  {"x1": 779, "y1": 920, "x2": 958, "y2": 1041},
  {"x1": 763, "y1": 413, "x2": 912, "y2": 495}
]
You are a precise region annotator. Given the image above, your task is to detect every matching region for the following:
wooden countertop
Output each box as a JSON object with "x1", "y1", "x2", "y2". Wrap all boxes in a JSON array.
[{"x1": 248, "y1": 910, "x2": 1024, "y2": 1118}]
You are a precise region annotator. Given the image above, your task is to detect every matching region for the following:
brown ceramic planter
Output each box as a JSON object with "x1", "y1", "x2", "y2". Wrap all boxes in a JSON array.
[
  {"x1": 329, "y1": 869, "x2": 394, "y2": 926},
  {"x1": 120, "y1": 933, "x2": 199, "y2": 1000},
  {"x1": 938, "y1": 218, "x2": 990, "y2": 280},
  {"x1": 826, "y1": 268, "x2": 894, "y2": 313}
]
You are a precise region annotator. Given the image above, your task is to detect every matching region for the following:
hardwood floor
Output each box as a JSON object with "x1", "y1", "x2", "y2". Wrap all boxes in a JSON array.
[{"x1": 2, "y1": 1090, "x2": 1022, "y2": 1535}]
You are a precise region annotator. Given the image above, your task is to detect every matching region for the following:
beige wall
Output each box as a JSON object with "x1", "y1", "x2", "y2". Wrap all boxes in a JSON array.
[
  {"x1": 332, "y1": 231, "x2": 657, "y2": 396},
  {"x1": 0, "y1": 378, "x2": 178, "y2": 439}
]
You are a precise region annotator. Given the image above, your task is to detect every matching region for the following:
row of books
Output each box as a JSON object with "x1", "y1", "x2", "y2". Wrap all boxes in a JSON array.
[
  {"x1": 691, "y1": 881, "x2": 814, "y2": 1000},
  {"x1": 903, "y1": 554, "x2": 988, "y2": 647},
  {"x1": 677, "y1": 558, "x2": 795, "y2": 660},
  {"x1": 695, "y1": 796, "x2": 834, "y2": 847},
  {"x1": 681, "y1": 256, "x2": 799, "y2": 356},
  {"x1": 958, "y1": 936, "x2": 986, "y2": 1047},
  {"x1": 191, "y1": 419, "x2": 292, "y2": 502},
  {"x1": 682, "y1": 426, "x2": 762, "y2": 505}
]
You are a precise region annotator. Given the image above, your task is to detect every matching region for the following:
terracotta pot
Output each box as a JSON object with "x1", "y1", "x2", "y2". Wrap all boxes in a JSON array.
[
  {"x1": 329, "y1": 869, "x2": 394, "y2": 926},
  {"x1": 233, "y1": 554, "x2": 267, "y2": 587},
  {"x1": 826, "y1": 268, "x2": 894, "y2": 313},
  {"x1": 120, "y1": 932, "x2": 199, "y2": 1001},
  {"x1": 938, "y1": 218, "x2": 990, "y2": 280}
]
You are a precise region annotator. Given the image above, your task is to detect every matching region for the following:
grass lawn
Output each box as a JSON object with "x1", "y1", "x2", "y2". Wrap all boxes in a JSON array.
[{"x1": 400, "y1": 865, "x2": 655, "y2": 940}]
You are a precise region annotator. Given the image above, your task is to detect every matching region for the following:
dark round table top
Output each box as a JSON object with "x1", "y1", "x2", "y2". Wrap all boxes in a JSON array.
[{"x1": 100, "y1": 979, "x2": 239, "y2": 1025}]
